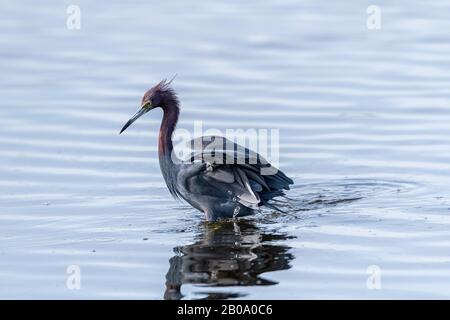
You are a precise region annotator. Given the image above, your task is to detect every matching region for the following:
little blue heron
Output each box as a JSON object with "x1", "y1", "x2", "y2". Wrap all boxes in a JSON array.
[{"x1": 120, "y1": 79, "x2": 293, "y2": 221}]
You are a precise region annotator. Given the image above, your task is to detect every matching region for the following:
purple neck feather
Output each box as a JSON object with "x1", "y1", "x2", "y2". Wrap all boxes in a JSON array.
[
  {"x1": 158, "y1": 94, "x2": 179, "y2": 160},
  {"x1": 158, "y1": 91, "x2": 180, "y2": 198}
]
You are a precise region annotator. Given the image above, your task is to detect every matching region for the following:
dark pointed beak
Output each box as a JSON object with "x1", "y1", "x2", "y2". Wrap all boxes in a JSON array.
[{"x1": 120, "y1": 105, "x2": 150, "y2": 134}]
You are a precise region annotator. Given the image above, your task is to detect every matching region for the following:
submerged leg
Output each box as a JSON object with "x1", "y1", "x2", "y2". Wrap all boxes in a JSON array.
[{"x1": 204, "y1": 202, "x2": 254, "y2": 221}]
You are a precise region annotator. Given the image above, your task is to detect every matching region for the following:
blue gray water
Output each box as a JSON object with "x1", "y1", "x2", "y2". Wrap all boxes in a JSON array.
[{"x1": 1, "y1": 0, "x2": 450, "y2": 299}]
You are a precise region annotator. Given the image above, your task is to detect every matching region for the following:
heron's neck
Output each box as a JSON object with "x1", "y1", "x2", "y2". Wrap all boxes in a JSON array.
[
  {"x1": 158, "y1": 98, "x2": 180, "y2": 197},
  {"x1": 158, "y1": 102, "x2": 179, "y2": 160}
]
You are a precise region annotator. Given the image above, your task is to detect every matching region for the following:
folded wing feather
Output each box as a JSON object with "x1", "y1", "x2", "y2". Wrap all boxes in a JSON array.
[{"x1": 188, "y1": 135, "x2": 292, "y2": 210}]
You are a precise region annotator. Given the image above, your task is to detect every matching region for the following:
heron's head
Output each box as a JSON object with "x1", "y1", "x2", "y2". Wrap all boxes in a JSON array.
[{"x1": 120, "y1": 78, "x2": 177, "y2": 134}]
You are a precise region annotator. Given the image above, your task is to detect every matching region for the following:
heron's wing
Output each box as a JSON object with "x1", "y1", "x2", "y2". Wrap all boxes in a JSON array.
[
  {"x1": 187, "y1": 135, "x2": 269, "y2": 166},
  {"x1": 187, "y1": 136, "x2": 294, "y2": 210},
  {"x1": 203, "y1": 165, "x2": 260, "y2": 209}
]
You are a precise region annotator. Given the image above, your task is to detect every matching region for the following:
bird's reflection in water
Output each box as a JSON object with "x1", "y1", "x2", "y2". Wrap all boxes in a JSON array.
[{"x1": 164, "y1": 220, "x2": 294, "y2": 300}]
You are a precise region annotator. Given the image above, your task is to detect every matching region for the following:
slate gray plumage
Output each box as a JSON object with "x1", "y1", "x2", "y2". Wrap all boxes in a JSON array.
[{"x1": 120, "y1": 79, "x2": 293, "y2": 221}]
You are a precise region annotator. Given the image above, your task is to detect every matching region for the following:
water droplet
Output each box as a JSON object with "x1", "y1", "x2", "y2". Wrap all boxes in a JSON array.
[{"x1": 233, "y1": 206, "x2": 240, "y2": 217}]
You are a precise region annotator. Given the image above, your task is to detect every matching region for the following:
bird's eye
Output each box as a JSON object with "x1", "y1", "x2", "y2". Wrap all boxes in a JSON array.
[{"x1": 151, "y1": 95, "x2": 161, "y2": 106}]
